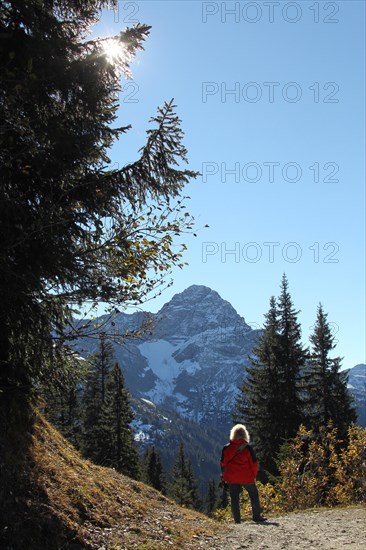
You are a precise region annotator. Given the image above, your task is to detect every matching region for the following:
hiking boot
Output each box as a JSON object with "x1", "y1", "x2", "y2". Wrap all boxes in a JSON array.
[{"x1": 253, "y1": 516, "x2": 267, "y2": 522}]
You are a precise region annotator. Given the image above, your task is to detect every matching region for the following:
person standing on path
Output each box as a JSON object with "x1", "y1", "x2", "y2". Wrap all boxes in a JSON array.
[{"x1": 220, "y1": 423, "x2": 266, "y2": 524}]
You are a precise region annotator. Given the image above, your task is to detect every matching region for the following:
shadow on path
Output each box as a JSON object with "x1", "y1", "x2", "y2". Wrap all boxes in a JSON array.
[{"x1": 253, "y1": 520, "x2": 280, "y2": 527}]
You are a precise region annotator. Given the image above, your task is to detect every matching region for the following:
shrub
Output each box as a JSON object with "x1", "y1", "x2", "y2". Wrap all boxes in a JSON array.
[{"x1": 213, "y1": 424, "x2": 366, "y2": 521}]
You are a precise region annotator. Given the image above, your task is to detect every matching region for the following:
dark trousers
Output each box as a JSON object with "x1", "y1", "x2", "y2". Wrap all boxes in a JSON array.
[{"x1": 229, "y1": 483, "x2": 261, "y2": 522}]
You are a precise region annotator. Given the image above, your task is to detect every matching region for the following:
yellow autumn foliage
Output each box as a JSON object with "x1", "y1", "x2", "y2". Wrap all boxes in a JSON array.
[{"x1": 214, "y1": 423, "x2": 366, "y2": 521}]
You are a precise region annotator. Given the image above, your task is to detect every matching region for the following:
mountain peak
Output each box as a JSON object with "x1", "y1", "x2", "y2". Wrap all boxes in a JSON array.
[
  {"x1": 162, "y1": 284, "x2": 233, "y2": 311},
  {"x1": 157, "y1": 284, "x2": 246, "y2": 331},
  {"x1": 169, "y1": 284, "x2": 214, "y2": 301}
]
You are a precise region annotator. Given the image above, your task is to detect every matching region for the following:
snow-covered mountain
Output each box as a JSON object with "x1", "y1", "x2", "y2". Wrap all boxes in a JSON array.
[
  {"x1": 75, "y1": 286, "x2": 365, "y2": 431},
  {"x1": 76, "y1": 285, "x2": 260, "y2": 429}
]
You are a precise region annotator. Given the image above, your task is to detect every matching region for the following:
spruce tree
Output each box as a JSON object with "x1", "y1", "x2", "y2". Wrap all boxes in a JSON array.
[
  {"x1": 41, "y1": 353, "x2": 88, "y2": 448},
  {"x1": 141, "y1": 446, "x2": 166, "y2": 493},
  {"x1": 235, "y1": 295, "x2": 283, "y2": 476},
  {"x1": 100, "y1": 362, "x2": 139, "y2": 479},
  {"x1": 0, "y1": 0, "x2": 197, "y2": 528},
  {"x1": 81, "y1": 335, "x2": 115, "y2": 462},
  {"x1": 276, "y1": 273, "x2": 308, "y2": 440},
  {"x1": 169, "y1": 443, "x2": 200, "y2": 509},
  {"x1": 206, "y1": 478, "x2": 219, "y2": 515},
  {"x1": 170, "y1": 443, "x2": 189, "y2": 506},
  {"x1": 186, "y1": 458, "x2": 201, "y2": 511},
  {"x1": 305, "y1": 304, "x2": 357, "y2": 438},
  {"x1": 235, "y1": 275, "x2": 308, "y2": 477}
]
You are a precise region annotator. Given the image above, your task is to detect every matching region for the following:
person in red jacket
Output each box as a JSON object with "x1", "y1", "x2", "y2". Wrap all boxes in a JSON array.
[{"x1": 220, "y1": 423, "x2": 266, "y2": 523}]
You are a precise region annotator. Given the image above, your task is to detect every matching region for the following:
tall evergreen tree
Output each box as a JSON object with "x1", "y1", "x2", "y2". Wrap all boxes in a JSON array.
[
  {"x1": 100, "y1": 362, "x2": 139, "y2": 479},
  {"x1": 41, "y1": 353, "x2": 88, "y2": 448},
  {"x1": 186, "y1": 458, "x2": 201, "y2": 511},
  {"x1": 305, "y1": 304, "x2": 357, "y2": 438},
  {"x1": 276, "y1": 273, "x2": 308, "y2": 440},
  {"x1": 141, "y1": 446, "x2": 166, "y2": 493},
  {"x1": 235, "y1": 275, "x2": 308, "y2": 477},
  {"x1": 235, "y1": 295, "x2": 283, "y2": 476},
  {"x1": 169, "y1": 443, "x2": 200, "y2": 510},
  {"x1": 169, "y1": 442, "x2": 189, "y2": 506},
  {"x1": 81, "y1": 335, "x2": 115, "y2": 462},
  {"x1": 206, "y1": 478, "x2": 219, "y2": 515},
  {"x1": 0, "y1": 0, "x2": 197, "y2": 529}
]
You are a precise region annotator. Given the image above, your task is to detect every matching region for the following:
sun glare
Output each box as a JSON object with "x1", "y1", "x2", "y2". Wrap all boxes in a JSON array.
[{"x1": 103, "y1": 39, "x2": 122, "y2": 63}]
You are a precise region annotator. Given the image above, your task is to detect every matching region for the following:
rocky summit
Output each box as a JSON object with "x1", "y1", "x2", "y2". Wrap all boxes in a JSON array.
[{"x1": 76, "y1": 285, "x2": 261, "y2": 430}]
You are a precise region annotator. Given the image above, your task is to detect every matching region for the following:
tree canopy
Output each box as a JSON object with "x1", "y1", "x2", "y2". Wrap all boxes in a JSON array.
[
  {"x1": 0, "y1": 0, "x2": 197, "y2": 398},
  {"x1": 305, "y1": 304, "x2": 356, "y2": 437},
  {"x1": 0, "y1": 0, "x2": 198, "y2": 521},
  {"x1": 235, "y1": 276, "x2": 356, "y2": 479}
]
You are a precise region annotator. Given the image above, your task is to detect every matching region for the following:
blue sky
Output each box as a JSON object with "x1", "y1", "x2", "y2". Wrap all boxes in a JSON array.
[{"x1": 91, "y1": 1, "x2": 365, "y2": 370}]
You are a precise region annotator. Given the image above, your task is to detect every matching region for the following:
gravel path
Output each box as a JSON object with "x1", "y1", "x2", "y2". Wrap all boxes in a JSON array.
[{"x1": 197, "y1": 507, "x2": 366, "y2": 549}]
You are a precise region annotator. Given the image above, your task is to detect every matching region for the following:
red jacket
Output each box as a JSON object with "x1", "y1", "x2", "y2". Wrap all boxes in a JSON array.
[{"x1": 220, "y1": 438, "x2": 259, "y2": 484}]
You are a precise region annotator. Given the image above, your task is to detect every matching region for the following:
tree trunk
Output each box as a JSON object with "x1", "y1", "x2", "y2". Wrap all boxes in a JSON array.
[{"x1": 0, "y1": 316, "x2": 35, "y2": 542}]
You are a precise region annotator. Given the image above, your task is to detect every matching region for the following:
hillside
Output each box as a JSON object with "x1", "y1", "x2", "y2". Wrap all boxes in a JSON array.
[
  {"x1": 131, "y1": 396, "x2": 224, "y2": 492},
  {"x1": 0, "y1": 411, "x2": 224, "y2": 550},
  {"x1": 0, "y1": 415, "x2": 366, "y2": 550},
  {"x1": 2, "y1": 412, "x2": 365, "y2": 550}
]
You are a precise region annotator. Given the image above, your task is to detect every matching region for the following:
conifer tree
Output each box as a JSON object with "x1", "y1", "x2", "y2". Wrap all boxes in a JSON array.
[
  {"x1": 41, "y1": 353, "x2": 88, "y2": 448},
  {"x1": 100, "y1": 362, "x2": 139, "y2": 479},
  {"x1": 235, "y1": 275, "x2": 308, "y2": 477},
  {"x1": 0, "y1": 0, "x2": 198, "y2": 525},
  {"x1": 81, "y1": 335, "x2": 115, "y2": 462},
  {"x1": 169, "y1": 443, "x2": 200, "y2": 510},
  {"x1": 186, "y1": 458, "x2": 201, "y2": 511},
  {"x1": 141, "y1": 446, "x2": 166, "y2": 493},
  {"x1": 276, "y1": 274, "x2": 308, "y2": 440},
  {"x1": 206, "y1": 478, "x2": 219, "y2": 515},
  {"x1": 235, "y1": 295, "x2": 283, "y2": 476},
  {"x1": 169, "y1": 443, "x2": 189, "y2": 506},
  {"x1": 305, "y1": 304, "x2": 356, "y2": 438}
]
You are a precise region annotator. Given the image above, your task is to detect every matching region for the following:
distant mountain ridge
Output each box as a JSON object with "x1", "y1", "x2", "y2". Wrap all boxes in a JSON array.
[
  {"x1": 75, "y1": 285, "x2": 365, "y2": 430},
  {"x1": 346, "y1": 363, "x2": 366, "y2": 427}
]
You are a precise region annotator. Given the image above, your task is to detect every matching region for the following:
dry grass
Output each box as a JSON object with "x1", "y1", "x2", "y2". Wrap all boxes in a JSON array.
[{"x1": 19, "y1": 412, "x2": 225, "y2": 549}]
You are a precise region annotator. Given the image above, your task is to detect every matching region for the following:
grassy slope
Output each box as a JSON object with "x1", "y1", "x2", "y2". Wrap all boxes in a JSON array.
[{"x1": 7, "y1": 412, "x2": 224, "y2": 549}]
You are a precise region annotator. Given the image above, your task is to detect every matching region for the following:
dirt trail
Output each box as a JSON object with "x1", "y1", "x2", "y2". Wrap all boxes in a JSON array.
[{"x1": 194, "y1": 507, "x2": 366, "y2": 549}]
